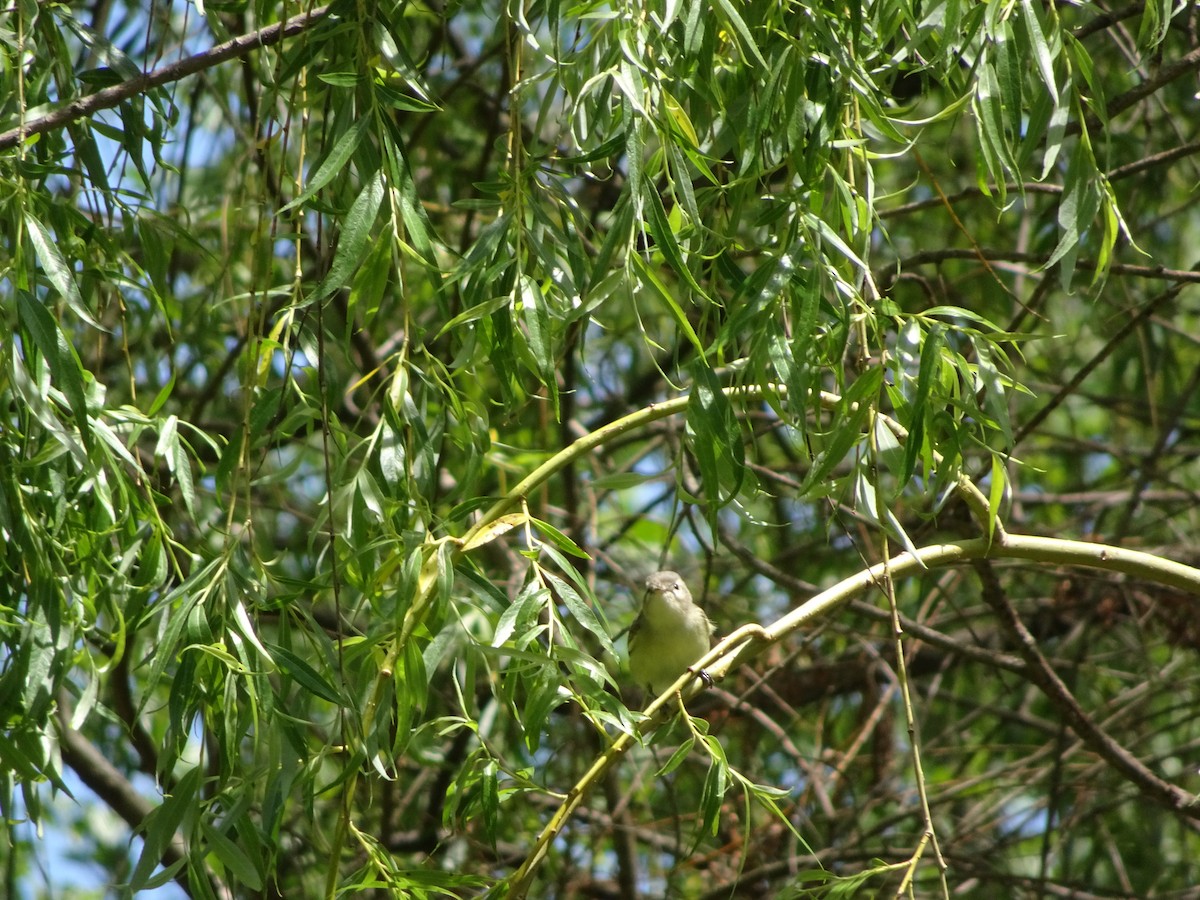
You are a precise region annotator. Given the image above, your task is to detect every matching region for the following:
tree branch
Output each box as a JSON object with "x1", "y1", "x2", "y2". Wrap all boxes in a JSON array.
[
  {"x1": 1070, "y1": 43, "x2": 1200, "y2": 138},
  {"x1": 55, "y1": 702, "x2": 195, "y2": 897},
  {"x1": 972, "y1": 559, "x2": 1199, "y2": 817},
  {"x1": 896, "y1": 248, "x2": 1200, "y2": 283},
  {"x1": 507, "y1": 532, "x2": 1200, "y2": 895},
  {"x1": 0, "y1": 5, "x2": 334, "y2": 151}
]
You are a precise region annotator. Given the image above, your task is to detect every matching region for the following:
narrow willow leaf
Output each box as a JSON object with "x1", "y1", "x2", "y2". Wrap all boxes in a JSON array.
[
  {"x1": 136, "y1": 558, "x2": 220, "y2": 719},
  {"x1": 698, "y1": 752, "x2": 728, "y2": 837},
  {"x1": 16, "y1": 290, "x2": 92, "y2": 450},
  {"x1": 656, "y1": 737, "x2": 695, "y2": 775},
  {"x1": 396, "y1": 638, "x2": 429, "y2": 752},
  {"x1": 630, "y1": 253, "x2": 705, "y2": 359},
  {"x1": 461, "y1": 513, "x2": 526, "y2": 553},
  {"x1": 589, "y1": 471, "x2": 659, "y2": 490},
  {"x1": 1136, "y1": 0, "x2": 1172, "y2": 49},
  {"x1": 349, "y1": 232, "x2": 393, "y2": 325},
  {"x1": 381, "y1": 123, "x2": 442, "y2": 268},
  {"x1": 642, "y1": 181, "x2": 705, "y2": 302},
  {"x1": 686, "y1": 362, "x2": 745, "y2": 518},
  {"x1": 435, "y1": 295, "x2": 512, "y2": 339},
  {"x1": 544, "y1": 571, "x2": 615, "y2": 657},
  {"x1": 1020, "y1": 0, "x2": 1058, "y2": 98},
  {"x1": 201, "y1": 818, "x2": 263, "y2": 890},
  {"x1": 493, "y1": 585, "x2": 543, "y2": 648},
  {"x1": 623, "y1": 99, "x2": 646, "y2": 209},
  {"x1": 281, "y1": 116, "x2": 369, "y2": 212},
  {"x1": 24, "y1": 212, "x2": 106, "y2": 331},
  {"x1": 995, "y1": 21, "x2": 1023, "y2": 145},
  {"x1": 901, "y1": 323, "x2": 943, "y2": 485},
  {"x1": 529, "y1": 516, "x2": 590, "y2": 559},
  {"x1": 173, "y1": 435, "x2": 196, "y2": 519},
  {"x1": 312, "y1": 171, "x2": 385, "y2": 304},
  {"x1": 712, "y1": 0, "x2": 767, "y2": 67},
  {"x1": 129, "y1": 765, "x2": 201, "y2": 892},
  {"x1": 1046, "y1": 141, "x2": 1100, "y2": 287},
  {"x1": 800, "y1": 367, "x2": 883, "y2": 493},
  {"x1": 268, "y1": 643, "x2": 342, "y2": 704},
  {"x1": 147, "y1": 370, "x2": 176, "y2": 416},
  {"x1": 988, "y1": 453, "x2": 1007, "y2": 541},
  {"x1": 974, "y1": 62, "x2": 1014, "y2": 203},
  {"x1": 518, "y1": 274, "x2": 559, "y2": 416}
]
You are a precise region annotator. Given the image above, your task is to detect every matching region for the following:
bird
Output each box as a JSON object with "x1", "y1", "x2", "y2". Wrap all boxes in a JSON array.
[{"x1": 627, "y1": 570, "x2": 715, "y2": 696}]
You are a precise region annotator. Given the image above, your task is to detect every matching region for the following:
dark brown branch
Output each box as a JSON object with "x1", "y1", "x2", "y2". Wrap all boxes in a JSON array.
[
  {"x1": 1071, "y1": 2, "x2": 1144, "y2": 40},
  {"x1": 1012, "y1": 488, "x2": 1200, "y2": 507},
  {"x1": 0, "y1": 5, "x2": 334, "y2": 151},
  {"x1": 973, "y1": 559, "x2": 1199, "y2": 819},
  {"x1": 1107, "y1": 140, "x2": 1200, "y2": 182},
  {"x1": 881, "y1": 138, "x2": 1200, "y2": 221},
  {"x1": 879, "y1": 183, "x2": 1063, "y2": 220},
  {"x1": 1069, "y1": 43, "x2": 1200, "y2": 138},
  {"x1": 55, "y1": 702, "x2": 195, "y2": 897},
  {"x1": 896, "y1": 248, "x2": 1200, "y2": 283}
]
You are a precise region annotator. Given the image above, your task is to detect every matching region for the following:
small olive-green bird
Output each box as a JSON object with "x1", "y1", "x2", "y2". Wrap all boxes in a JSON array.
[{"x1": 627, "y1": 570, "x2": 715, "y2": 695}]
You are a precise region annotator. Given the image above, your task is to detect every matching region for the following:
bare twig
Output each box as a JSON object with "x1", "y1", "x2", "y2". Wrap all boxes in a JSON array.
[{"x1": 1013, "y1": 285, "x2": 1183, "y2": 447}]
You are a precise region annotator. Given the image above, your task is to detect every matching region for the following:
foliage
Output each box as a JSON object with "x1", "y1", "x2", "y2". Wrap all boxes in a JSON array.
[{"x1": 2, "y1": 0, "x2": 1200, "y2": 897}]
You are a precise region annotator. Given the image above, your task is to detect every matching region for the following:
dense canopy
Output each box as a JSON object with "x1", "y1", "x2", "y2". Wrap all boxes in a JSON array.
[{"x1": 3, "y1": 1, "x2": 1200, "y2": 897}]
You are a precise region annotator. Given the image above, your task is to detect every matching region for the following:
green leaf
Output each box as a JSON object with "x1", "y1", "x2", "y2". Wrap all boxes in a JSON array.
[
  {"x1": 544, "y1": 570, "x2": 615, "y2": 658},
  {"x1": 23, "y1": 212, "x2": 106, "y2": 331},
  {"x1": 281, "y1": 116, "x2": 369, "y2": 212},
  {"x1": 712, "y1": 0, "x2": 768, "y2": 67},
  {"x1": 493, "y1": 585, "x2": 544, "y2": 648},
  {"x1": 528, "y1": 516, "x2": 590, "y2": 559},
  {"x1": 994, "y1": 21, "x2": 1023, "y2": 145},
  {"x1": 1019, "y1": 0, "x2": 1057, "y2": 98},
  {"x1": 686, "y1": 362, "x2": 746, "y2": 518},
  {"x1": 381, "y1": 119, "x2": 443, "y2": 269},
  {"x1": 800, "y1": 367, "x2": 883, "y2": 493},
  {"x1": 269, "y1": 643, "x2": 342, "y2": 704},
  {"x1": 630, "y1": 252, "x2": 706, "y2": 360},
  {"x1": 589, "y1": 471, "x2": 659, "y2": 490},
  {"x1": 311, "y1": 170, "x2": 385, "y2": 304},
  {"x1": 1046, "y1": 139, "x2": 1101, "y2": 288},
  {"x1": 349, "y1": 231, "x2": 394, "y2": 325},
  {"x1": 901, "y1": 323, "x2": 944, "y2": 485},
  {"x1": 698, "y1": 751, "x2": 728, "y2": 837},
  {"x1": 317, "y1": 71, "x2": 359, "y2": 88},
  {"x1": 988, "y1": 453, "x2": 1007, "y2": 541},
  {"x1": 136, "y1": 557, "x2": 220, "y2": 719},
  {"x1": 643, "y1": 181, "x2": 708, "y2": 303},
  {"x1": 201, "y1": 818, "x2": 264, "y2": 890},
  {"x1": 973, "y1": 60, "x2": 1016, "y2": 204},
  {"x1": 435, "y1": 295, "x2": 512, "y2": 338},
  {"x1": 656, "y1": 737, "x2": 695, "y2": 775},
  {"x1": 517, "y1": 275, "x2": 559, "y2": 416},
  {"x1": 15, "y1": 289, "x2": 92, "y2": 451},
  {"x1": 129, "y1": 766, "x2": 201, "y2": 893}
]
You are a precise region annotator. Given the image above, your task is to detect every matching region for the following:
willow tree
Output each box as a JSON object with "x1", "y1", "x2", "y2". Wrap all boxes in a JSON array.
[{"x1": 3, "y1": 1, "x2": 1199, "y2": 897}]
